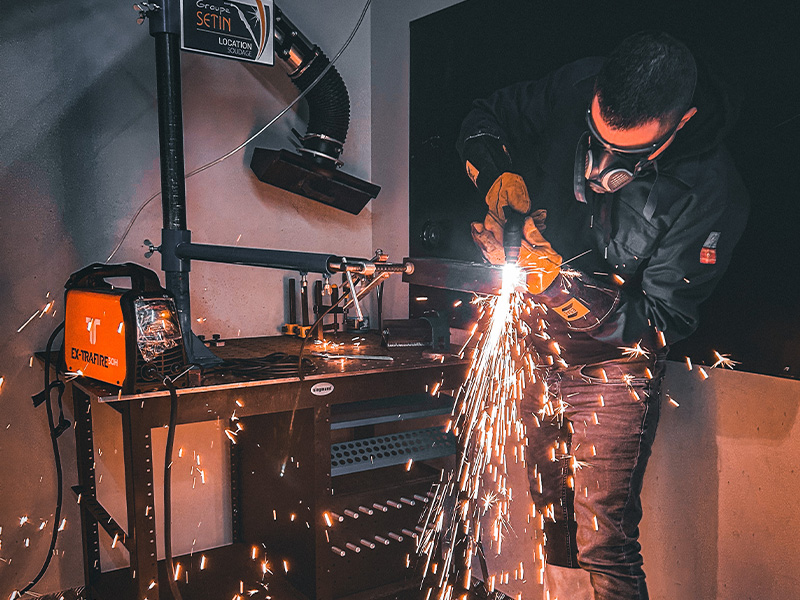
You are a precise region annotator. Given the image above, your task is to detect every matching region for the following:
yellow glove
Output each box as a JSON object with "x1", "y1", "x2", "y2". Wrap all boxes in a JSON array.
[
  {"x1": 519, "y1": 216, "x2": 561, "y2": 294},
  {"x1": 471, "y1": 216, "x2": 562, "y2": 295},
  {"x1": 480, "y1": 173, "x2": 532, "y2": 245}
]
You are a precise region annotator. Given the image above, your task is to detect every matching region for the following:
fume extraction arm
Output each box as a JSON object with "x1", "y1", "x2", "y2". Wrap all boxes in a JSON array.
[{"x1": 250, "y1": 5, "x2": 380, "y2": 215}]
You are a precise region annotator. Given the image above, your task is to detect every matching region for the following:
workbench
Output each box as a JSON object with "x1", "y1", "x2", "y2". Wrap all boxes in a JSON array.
[{"x1": 64, "y1": 334, "x2": 468, "y2": 600}]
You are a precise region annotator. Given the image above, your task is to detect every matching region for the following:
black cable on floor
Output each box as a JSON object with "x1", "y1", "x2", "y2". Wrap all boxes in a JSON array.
[{"x1": 21, "y1": 321, "x2": 67, "y2": 595}]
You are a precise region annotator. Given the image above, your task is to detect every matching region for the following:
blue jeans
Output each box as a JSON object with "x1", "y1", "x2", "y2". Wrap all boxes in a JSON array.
[{"x1": 522, "y1": 356, "x2": 664, "y2": 600}]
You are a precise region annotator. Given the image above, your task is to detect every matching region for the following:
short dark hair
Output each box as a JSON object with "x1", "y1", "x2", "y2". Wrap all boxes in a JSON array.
[{"x1": 595, "y1": 31, "x2": 697, "y2": 131}]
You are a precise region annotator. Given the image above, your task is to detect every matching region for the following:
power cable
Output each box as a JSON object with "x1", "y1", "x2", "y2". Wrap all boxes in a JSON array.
[
  {"x1": 19, "y1": 322, "x2": 67, "y2": 596},
  {"x1": 161, "y1": 374, "x2": 184, "y2": 600},
  {"x1": 106, "y1": 0, "x2": 372, "y2": 263},
  {"x1": 202, "y1": 351, "x2": 316, "y2": 380}
]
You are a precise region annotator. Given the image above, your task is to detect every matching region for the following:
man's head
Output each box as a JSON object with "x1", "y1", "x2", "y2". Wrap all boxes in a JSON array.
[
  {"x1": 595, "y1": 30, "x2": 697, "y2": 135},
  {"x1": 581, "y1": 31, "x2": 698, "y2": 195}
]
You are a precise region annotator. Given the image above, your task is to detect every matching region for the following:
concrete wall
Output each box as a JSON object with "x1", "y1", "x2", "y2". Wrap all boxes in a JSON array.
[
  {"x1": 642, "y1": 364, "x2": 800, "y2": 600},
  {"x1": 2, "y1": 0, "x2": 799, "y2": 598}
]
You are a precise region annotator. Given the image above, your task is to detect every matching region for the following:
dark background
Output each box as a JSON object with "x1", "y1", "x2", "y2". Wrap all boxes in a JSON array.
[{"x1": 408, "y1": 0, "x2": 800, "y2": 378}]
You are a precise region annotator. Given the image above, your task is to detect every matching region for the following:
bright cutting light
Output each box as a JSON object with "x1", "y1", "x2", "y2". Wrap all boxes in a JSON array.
[{"x1": 502, "y1": 263, "x2": 524, "y2": 292}]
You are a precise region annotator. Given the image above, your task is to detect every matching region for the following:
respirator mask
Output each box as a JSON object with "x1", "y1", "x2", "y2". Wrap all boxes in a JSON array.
[{"x1": 574, "y1": 106, "x2": 680, "y2": 201}]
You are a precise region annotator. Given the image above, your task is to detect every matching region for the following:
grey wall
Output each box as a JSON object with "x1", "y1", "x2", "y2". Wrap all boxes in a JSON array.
[
  {"x1": 370, "y1": 0, "x2": 461, "y2": 319},
  {"x1": 2, "y1": 1, "x2": 799, "y2": 598}
]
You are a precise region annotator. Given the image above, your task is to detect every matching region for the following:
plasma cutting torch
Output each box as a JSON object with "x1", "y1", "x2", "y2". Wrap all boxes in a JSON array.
[{"x1": 502, "y1": 206, "x2": 525, "y2": 265}]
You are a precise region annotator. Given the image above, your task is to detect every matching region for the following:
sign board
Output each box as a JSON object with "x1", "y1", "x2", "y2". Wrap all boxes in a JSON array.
[{"x1": 181, "y1": 0, "x2": 274, "y2": 66}]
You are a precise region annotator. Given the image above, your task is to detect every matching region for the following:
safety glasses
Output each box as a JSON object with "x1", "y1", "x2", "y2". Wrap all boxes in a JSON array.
[{"x1": 585, "y1": 106, "x2": 680, "y2": 157}]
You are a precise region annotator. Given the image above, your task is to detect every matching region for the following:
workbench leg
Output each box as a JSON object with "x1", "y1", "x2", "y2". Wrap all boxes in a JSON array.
[
  {"x1": 72, "y1": 388, "x2": 101, "y2": 599},
  {"x1": 122, "y1": 402, "x2": 160, "y2": 599}
]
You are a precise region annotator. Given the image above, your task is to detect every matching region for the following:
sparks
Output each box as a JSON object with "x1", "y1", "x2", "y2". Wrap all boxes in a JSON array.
[
  {"x1": 656, "y1": 330, "x2": 666, "y2": 347},
  {"x1": 619, "y1": 341, "x2": 650, "y2": 360},
  {"x1": 416, "y1": 262, "x2": 532, "y2": 595},
  {"x1": 17, "y1": 310, "x2": 40, "y2": 333},
  {"x1": 711, "y1": 350, "x2": 739, "y2": 369}
]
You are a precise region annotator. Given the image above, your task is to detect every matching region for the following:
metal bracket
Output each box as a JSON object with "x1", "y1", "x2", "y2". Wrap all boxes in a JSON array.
[{"x1": 133, "y1": 2, "x2": 160, "y2": 25}]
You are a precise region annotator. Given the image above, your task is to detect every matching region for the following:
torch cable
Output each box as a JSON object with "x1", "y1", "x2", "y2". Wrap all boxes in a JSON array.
[{"x1": 19, "y1": 321, "x2": 66, "y2": 595}]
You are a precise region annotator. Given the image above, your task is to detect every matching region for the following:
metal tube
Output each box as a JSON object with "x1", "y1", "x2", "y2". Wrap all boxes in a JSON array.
[
  {"x1": 175, "y1": 242, "x2": 337, "y2": 274},
  {"x1": 154, "y1": 32, "x2": 187, "y2": 231},
  {"x1": 402, "y1": 256, "x2": 503, "y2": 296},
  {"x1": 151, "y1": 1, "x2": 193, "y2": 357}
]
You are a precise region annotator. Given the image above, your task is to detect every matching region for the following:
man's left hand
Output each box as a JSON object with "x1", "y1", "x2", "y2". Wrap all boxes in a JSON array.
[{"x1": 471, "y1": 216, "x2": 562, "y2": 294}]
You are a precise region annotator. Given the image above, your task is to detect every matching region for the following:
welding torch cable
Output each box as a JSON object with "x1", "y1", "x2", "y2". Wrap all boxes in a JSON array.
[
  {"x1": 161, "y1": 373, "x2": 185, "y2": 600},
  {"x1": 106, "y1": 0, "x2": 372, "y2": 264},
  {"x1": 202, "y1": 351, "x2": 317, "y2": 379},
  {"x1": 19, "y1": 321, "x2": 66, "y2": 595}
]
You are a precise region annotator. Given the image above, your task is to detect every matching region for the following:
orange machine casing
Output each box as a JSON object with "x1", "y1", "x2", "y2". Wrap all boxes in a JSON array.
[
  {"x1": 63, "y1": 263, "x2": 186, "y2": 393},
  {"x1": 64, "y1": 289, "x2": 128, "y2": 386}
]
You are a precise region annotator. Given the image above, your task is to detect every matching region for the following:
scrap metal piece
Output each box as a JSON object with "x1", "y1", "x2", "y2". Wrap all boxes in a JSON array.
[
  {"x1": 402, "y1": 257, "x2": 504, "y2": 295},
  {"x1": 311, "y1": 352, "x2": 394, "y2": 362}
]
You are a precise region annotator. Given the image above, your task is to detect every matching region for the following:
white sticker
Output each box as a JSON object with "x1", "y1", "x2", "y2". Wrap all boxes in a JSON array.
[{"x1": 310, "y1": 382, "x2": 334, "y2": 396}]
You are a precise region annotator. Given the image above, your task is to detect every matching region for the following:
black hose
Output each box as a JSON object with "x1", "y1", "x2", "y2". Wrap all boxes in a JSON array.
[
  {"x1": 290, "y1": 48, "x2": 350, "y2": 164},
  {"x1": 21, "y1": 321, "x2": 66, "y2": 595},
  {"x1": 162, "y1": 375, "x2": 184, "y2": 600}
]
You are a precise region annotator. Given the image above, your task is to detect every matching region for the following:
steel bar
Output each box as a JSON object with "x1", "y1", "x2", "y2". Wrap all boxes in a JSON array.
[{"x1": 402, "y1": 256, "x2": 504, "y2": 295}]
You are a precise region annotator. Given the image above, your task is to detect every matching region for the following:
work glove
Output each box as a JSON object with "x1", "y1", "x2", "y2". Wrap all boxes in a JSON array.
[
  {"x1": 471, "y1": 214, "x2": 562, "y2": 295},
  {"x1": 479, "y1": 172, "x2": 532, "y2": 245}
]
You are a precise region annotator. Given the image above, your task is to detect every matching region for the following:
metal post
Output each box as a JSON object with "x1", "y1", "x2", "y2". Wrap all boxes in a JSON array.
[{"x1": 148, "y1": 0, "x2": 213, "y2": 363}]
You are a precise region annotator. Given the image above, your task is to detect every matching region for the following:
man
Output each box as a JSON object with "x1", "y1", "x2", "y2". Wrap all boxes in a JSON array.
[{"x1": 457, "y1": 31, "x2": 748, "y2": 599}]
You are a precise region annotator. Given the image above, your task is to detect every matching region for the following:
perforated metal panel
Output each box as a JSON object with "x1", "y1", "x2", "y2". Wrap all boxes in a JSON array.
[{"x1": 330, "y1": 427, "x2": 456, "y2": 476}]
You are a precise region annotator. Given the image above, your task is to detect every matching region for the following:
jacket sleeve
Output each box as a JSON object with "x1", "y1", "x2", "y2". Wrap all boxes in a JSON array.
[
  {"x1": 537, "y1": 166, "x2": 750, "y2": 349},
  {"x1": 456, "y1": 74, "x2": 557, "y2": 195},
  {"x1": 456, "y1": 58, "x2": 603, "y2": 195}
]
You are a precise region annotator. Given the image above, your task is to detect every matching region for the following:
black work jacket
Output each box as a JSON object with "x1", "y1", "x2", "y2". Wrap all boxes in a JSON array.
[{"x1": 457, "y1": 58, "x2": 749, "y2": 364}]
